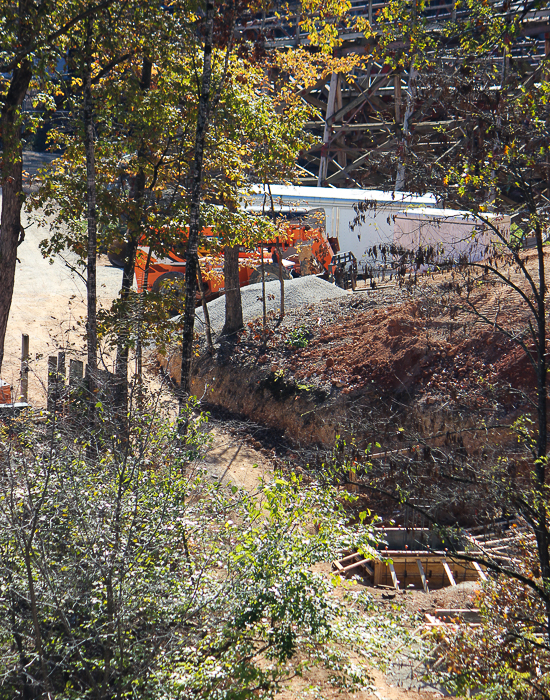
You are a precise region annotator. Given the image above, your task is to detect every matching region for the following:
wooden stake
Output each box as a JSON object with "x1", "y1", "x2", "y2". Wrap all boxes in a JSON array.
[
  {"x1": 442, "y1": 560, "x2": 457, "y2": 586},
  {"x1": 47, "y1": 356, "x2": 57, "y2": 412},
  {"x1": 416, "y1": 558, "x2": 429, "y2": 592},
  {"x1": 20, "y1": 333, "x2": 29, "y2": 401},
  {"x1": 57, "y1": 351, "x2": 66, "y2": 382},
  {"x1": 69, "y1": 359, "x2": 84, "y2": 387}
]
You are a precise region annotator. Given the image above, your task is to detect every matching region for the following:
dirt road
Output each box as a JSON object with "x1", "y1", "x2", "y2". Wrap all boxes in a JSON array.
[{"x1": 1, "y1": 191, "x2": 122, "y2": 404}]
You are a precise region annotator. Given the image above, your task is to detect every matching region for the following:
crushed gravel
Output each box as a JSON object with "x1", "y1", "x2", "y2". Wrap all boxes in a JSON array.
[{"x1": 195, "y1": 276, "x2": 350, "y2": 336}]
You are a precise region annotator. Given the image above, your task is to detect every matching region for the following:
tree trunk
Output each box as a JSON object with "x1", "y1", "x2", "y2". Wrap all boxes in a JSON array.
[
  {"x1": 83, "y1": 31, "x2": 98, "y2": 399},
  {"x1": 115, "y1": 57, "x2": 152, "y2": 415},
  {"x1": 221, "y1": 245, "x2": 243, "y2": 336},
  {"x1": 114, "y1": 238, "x2": 138, "y2": 415},
  {"x1": 178, "y1": 0, "x2": 215, "y2": 416},
  {"x1": 197, "y1": 259, "x2": 213, "y2": 353},
  {"x1": 276, "y1": 238, "x2": 285, "y2": 318},
  {"x1": 0, "y1": 60, "x2": 32, "y2": 374},
  {"x1": 261, "y1": 244, "x2": 267, "y2": 344},
  {"x1": 136, "y1": 246, "x2": 153, "y2": 404},
  {"x1": 533, "y1": 219, "x2": 550, "y2": 641},
  {"x1": 394, "y1": 61, "x2": 417, "y2": 192}
]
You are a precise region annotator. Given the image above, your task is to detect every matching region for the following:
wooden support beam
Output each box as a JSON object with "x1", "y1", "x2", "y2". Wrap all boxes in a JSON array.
[
  {"x1": 473, "y1": 561, "x2": 488, "y2": 581},
  {"x1": 340, "y1": 558, "x2": 375, "y2": 575},
  {"x1": 394, "y1": 74, "x2": 401, "y2": 123},
  {"x1": 338, "y1": 552, "x2": 364, "y2": 564},
  {"x1": 333, "y1": 553, "x2": 375, "y2": 576},
  {"x1": 334, "y1": 78, "x2": 346, "y2": 168},
  {"x1": 318, "y1": 72, "x2": 338, "y2": 185},
  {"x1": 416, "y1": 559, "x2": 429, "y2": 593},
  {"x1": 327, "y1": 74, "x2": 392, "y2": 126},
  {"x1": 301, "y1": 94, "x2": 327, "y2": 112},
  {"x1": 388, "y1": 561, "x2": 400, "y2": 590},
  {"x1": 362, "y1": 561, "x2": 375, "y2": 576},
  {"x1": 325, "y1": 137, "x2": 395, "y2": 183},
  {"x1": 442, "y1": 561, "x2": 456, "y2": 587}
]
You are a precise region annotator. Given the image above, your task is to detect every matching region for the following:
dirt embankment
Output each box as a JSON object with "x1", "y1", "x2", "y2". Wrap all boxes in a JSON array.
[{"x1": 161, "y1": 271, "x2": 536, "y2": 452}]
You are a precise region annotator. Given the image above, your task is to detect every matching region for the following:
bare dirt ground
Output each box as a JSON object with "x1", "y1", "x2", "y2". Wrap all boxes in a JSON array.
[
  {"x1": 219, "y1": 253, "x2": 540, "y2": 415},
  {"x1": 1, "y1": 153, "x2": 123, "y2": 403},
  {"x1": 1, "y1": 202, "x2": 122, "y2": 405}
]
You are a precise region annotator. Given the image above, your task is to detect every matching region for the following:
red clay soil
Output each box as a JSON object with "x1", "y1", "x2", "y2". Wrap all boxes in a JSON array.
[
  {"x1": 294, "y1": 300, "x2": 534, "y2": 406},
  {"x1": 225, "y1": 284, "x2": 535, "y2": 419},
  {"x1": 180, "y1": 249, "x2": 544, "y2": 453}
]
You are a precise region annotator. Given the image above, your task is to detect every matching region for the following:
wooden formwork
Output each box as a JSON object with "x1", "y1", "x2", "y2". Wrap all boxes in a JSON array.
[
  {"x1": 333, "y1": 550, "x2": 486, "y2": 591},
  {"x1": 372, "y1": 552, "x2": 485, "y2": 592}
]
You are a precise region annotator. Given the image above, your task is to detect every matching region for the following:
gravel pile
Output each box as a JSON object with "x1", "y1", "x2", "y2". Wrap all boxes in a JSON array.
[{"x1": 195, "y1": 276, "x2": 349, "y2": 335}]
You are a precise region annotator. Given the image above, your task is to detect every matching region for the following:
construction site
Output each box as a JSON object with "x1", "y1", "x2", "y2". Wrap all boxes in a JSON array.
[{"x1": 0, "y1": 1, "x2": 548, "y2": 698}]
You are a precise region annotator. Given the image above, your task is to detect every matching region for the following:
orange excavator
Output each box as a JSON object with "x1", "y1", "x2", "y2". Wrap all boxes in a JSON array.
[
  {"x1": 133, "y1": 230, "x2": 257, "y2": 302},
  {"x1": 130, "y1": 219, "x2": 354, "y2": 305}
]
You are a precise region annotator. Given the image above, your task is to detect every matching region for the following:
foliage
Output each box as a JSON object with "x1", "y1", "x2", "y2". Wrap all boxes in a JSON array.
[
  {"x1": 0, "y1": 388, "x2": 398, "y2": 699},
  {"x1": 435, "y1": 541, "x2": 550, "y2": 699},
  {"x1": 347, "y1": 1, "x2": 550, "y2": 694},
  {"x1": 286, "y1": 325, "x2": 311, "y2": 348}
]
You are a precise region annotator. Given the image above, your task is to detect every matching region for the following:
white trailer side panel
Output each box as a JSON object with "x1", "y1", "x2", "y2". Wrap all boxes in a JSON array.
[
  {"x1": 244, "y1": 185, "x2": 438, "y2": 273},
  {"x1": 393, "y1": 209, "x2": 511, "y2": 265}
]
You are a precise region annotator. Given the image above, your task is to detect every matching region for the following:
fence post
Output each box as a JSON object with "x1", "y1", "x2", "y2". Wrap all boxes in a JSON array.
[
  {"x1": 57, "y1": 351, "x2": 66, "y2": 382},
  {"x1": 47, "y1": 356, "x2": 57, "y2": 412},
  {"x1": 69, "y1": 359, "x2": 84, "y2": 388},
  {"x1": 20, "y1": 334, "x2": 29, "y2": 402}
]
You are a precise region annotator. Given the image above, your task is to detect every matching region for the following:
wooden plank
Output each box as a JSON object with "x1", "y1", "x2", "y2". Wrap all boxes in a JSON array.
[
  {"x1": 472, "y1": 561, "x2": 488, "y2": 581},
  {"x1": 388, "y1": 561, "x2": 399, "y2": 590},
  {"x1": 341, "y1": 558, "x2": 375, "y2": 574},
  {"x1": 480, "y1": 537, "x2": 516, "y2": 547},
  {"x1": 362, "y1": 561, "x2": 375, "y2": 576},
  {"x1": 373, "y1": 560, "x2": 380, "y2": 586},
  {"x1": 442, "y1": 561, "x2": 456, "y2": 587},
  {"x1": 425, "y1": 613, "x2": 442, "y2": 625},
  {"x1": 416, "y1": 559, "x2": 429, "y2": 593},
  {"x1": 338, "y1": 552, "x2": 363, "y2": 564},
  {"x1": 332, "y1": 560, "x2": 344, "y2": 571}
]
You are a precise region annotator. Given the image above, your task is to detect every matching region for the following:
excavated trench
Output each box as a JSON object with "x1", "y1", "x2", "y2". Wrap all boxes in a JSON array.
[
  {"x1": 159, "y1": 278, "x2": 534, "y2": 456},
  {"x1": 162, "y1": 346, "x2": 517, "y2": 458}
]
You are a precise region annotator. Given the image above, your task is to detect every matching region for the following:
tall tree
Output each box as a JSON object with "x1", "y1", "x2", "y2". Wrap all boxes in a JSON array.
[
  {"x1": 0, "y1": 0, "x2": 119, "y2": 373},
  {"x1": 176, "y1": 1, "x2": 365, "y2": 401},
  {"x1": 83, "y1": 16, "x2": 99, "y2": 396},
  {"x1": 178, "y1": 0, "x2": 216, "y2": 410}
]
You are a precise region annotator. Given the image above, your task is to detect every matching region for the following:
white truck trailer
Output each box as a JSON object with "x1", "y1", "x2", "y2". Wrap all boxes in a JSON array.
[
  {"x1": 393, "y1": 208, "x2": 511, "y2": 266},
  {"x1": 243, "y1": 185, "x2": 438, "y2": 275}
]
